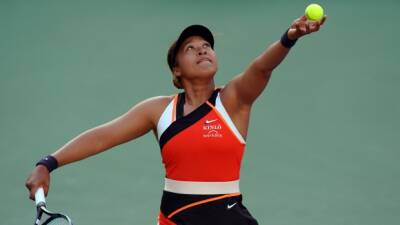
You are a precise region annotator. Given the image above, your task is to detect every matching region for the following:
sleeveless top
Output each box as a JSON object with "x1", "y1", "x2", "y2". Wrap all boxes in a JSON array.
[{"x1": 156, "y1": 89, "x2": 246, "y2": 194}]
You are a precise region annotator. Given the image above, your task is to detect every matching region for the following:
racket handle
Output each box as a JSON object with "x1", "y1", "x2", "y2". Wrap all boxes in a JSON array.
[{"x1": 35, "y1": 187, "x2": 46, "y2": 206}]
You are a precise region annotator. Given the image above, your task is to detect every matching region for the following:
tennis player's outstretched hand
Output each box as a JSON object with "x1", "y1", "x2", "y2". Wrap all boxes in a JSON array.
[
  {"x1": 25, "y1": 165, "x2": 50, "y2": 200},
  {"x1": 287, "y1": 15, "x2": 327, "y2": 40}
]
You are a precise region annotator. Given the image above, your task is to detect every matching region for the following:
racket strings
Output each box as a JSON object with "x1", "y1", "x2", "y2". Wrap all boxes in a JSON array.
[
  {"x1": 36, "y1": 213, "x2": 51, "y2": 225},
  {"x1": 37, "y1": 212, "x2": 71, "y2": 225}
]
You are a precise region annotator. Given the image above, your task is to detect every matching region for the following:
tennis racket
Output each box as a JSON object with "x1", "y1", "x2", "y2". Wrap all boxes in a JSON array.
[{"x1": 34, "y1": 187, "x2": 73, "y2": 225}]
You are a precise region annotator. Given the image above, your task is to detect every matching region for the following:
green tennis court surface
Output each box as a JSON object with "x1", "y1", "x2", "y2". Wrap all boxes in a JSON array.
[{"x1": 1, "y1": 1, "x2": 399, "y2": 224}]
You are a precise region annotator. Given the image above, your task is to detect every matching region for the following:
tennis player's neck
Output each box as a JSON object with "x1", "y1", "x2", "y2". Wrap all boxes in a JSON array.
[{"x1": 184, "y1": 84, "x2": 215, "y2": 107}]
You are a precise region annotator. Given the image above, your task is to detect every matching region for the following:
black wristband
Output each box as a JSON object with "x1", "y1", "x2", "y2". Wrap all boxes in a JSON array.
[
  {"x1": 36, "y1": 155, "x2": 59, "y2": 172},
  {"x1": 280, "y1": 29, "x2": 297, "y2": 48}
]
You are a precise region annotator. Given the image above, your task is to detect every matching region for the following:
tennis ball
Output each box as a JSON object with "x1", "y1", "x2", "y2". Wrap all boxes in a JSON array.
[{"x1": 305, "y1": 4, "x2": 324, "y2": 21}]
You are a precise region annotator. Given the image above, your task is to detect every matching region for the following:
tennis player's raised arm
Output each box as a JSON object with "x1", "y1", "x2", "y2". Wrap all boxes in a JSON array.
[{"x1": 223, "y1": 16, "x2": 326, "y2": 106}]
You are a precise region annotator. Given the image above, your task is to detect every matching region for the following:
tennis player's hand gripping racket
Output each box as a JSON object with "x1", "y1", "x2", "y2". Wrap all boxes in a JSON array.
[{"x1": 34, "y1": 187, "x2": 73, "y2": 225}]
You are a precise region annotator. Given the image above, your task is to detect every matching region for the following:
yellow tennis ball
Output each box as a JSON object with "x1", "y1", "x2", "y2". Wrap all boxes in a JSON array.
[{"x1": 305, "y1": 4, "x2": 324, "y2": 21}]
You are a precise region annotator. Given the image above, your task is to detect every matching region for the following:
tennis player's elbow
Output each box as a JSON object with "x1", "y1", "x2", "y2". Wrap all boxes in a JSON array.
[
  {"x1": 91, "y1": 129, "x2": 114, "y2": 153},
  {"x1": 90, "y1": 126, "x2": 130, "y2": 153},
  {"x1": 251, "y1": 59, "x2": 273, "y2": 78}
]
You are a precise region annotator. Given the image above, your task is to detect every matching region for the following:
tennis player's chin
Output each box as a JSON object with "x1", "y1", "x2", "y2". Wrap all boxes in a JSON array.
[
  {"x1": 196, "y1": 63, "x2": 216, "y2": 72},
  {"x1": 196, "y1": 67, "x2": 217, "y2": 77}
]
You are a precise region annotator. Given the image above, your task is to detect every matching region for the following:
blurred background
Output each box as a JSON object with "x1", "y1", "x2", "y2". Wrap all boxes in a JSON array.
[{"x1": 1, "y1": 0, "x2": 399, "y2": 224}]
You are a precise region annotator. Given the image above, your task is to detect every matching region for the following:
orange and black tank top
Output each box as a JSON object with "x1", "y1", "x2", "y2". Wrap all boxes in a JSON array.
[{"x1": 156, "y1": 89, "x2": 246, "y2": 195}]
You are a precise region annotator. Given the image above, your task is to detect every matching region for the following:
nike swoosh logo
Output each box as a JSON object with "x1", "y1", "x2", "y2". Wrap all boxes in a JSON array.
[
  {"x1": 205, "y1": 119, "x2": 218, "y2": 124},
  {"x1": 227, "y1": 202, "x2": 237, "y2": 209}
]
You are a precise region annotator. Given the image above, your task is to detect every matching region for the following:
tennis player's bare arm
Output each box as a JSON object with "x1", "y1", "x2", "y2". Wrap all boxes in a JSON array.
[
  {"x1": 25, "y1": 96, "x2": 172, "y2": 199},
  {"x1": 51, "y1": 96, "x2": 171, "y2": 166},
  {"x1": 220, "y1": 16, "x2": 327, "y2": 138}
]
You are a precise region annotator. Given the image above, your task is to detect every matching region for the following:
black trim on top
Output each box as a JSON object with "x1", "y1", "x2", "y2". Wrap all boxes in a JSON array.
[
  {"x1": 208, "y1": 88, "x2": 219, "y2": 106},
  {"x1": 176, "y1": 92, "x2": 185, "y2": 120},
  {"x1": 159, "y1": 89, "x2": 220, "y2": 150}
]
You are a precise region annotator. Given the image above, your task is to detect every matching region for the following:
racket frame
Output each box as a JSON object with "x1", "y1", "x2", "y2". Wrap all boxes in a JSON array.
[{"x1": 34, "y1": 187, "x2": 73, "y2": 225}]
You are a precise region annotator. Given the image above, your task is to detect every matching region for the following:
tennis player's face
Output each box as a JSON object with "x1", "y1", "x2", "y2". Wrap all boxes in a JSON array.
[{"x1": 174, "y1": 36, "x2": 218, "y2": 79}]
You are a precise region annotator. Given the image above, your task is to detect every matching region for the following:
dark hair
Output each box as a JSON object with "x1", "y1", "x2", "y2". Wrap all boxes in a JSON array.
[
  {"x1": 167, "y1": 41, "x2": 183, "y2": 89},
  {"x1": 167, "y1": 40, "x2": 178, "y2": 71}
]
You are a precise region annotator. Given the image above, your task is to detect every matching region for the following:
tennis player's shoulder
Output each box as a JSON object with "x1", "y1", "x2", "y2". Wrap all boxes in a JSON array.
[
  {"x1": 143, "y1": 95, "x2": 174, "y2": 109},
  {"x1": 138, "y1": 95, "x2": 175, "y2": 123}
]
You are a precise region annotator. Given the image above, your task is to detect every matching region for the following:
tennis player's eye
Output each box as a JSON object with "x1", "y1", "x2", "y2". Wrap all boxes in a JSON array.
[
  {"x1": 186, "y1": 46, "x2": 194, "y2": 51},
  {"x1": 203, "y1": 43, "x2": 211, "y2": 48}
]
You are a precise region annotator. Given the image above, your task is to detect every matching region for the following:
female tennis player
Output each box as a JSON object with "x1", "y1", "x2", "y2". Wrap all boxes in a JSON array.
[{"x1": 26, "y1": 15, "x2": 326, "y2": 225}]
